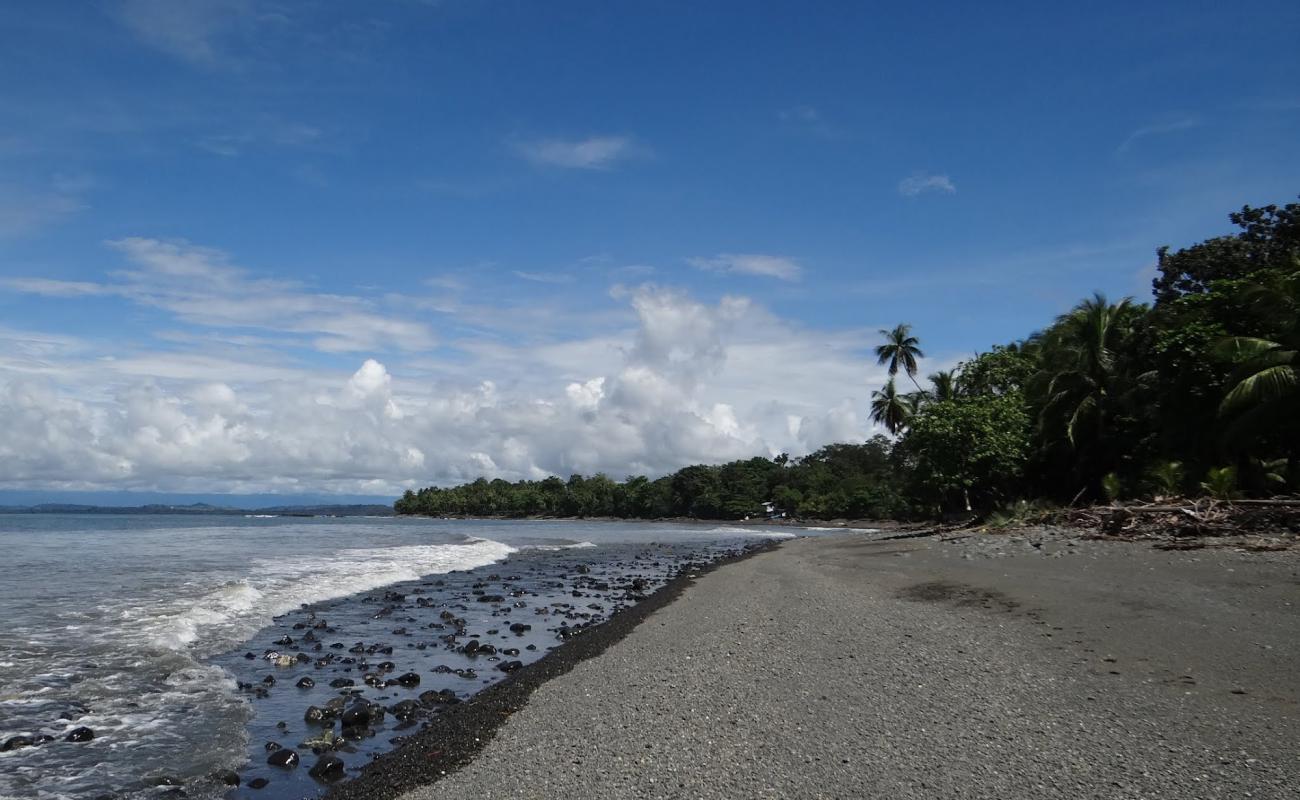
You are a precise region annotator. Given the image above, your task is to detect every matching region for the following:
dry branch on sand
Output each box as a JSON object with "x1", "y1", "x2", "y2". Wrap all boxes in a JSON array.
[{"x1": 1053, "y1": 497, "x2": 1300, "y2": 550}]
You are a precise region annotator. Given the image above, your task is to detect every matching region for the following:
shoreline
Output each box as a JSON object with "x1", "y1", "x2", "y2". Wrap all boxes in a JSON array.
[
  {"x1": 325, "y1": 540, "x2": 782, "y2": 800},
  {"x1": 373, "y1": 528, "x2": 1298, "y2": 799}
]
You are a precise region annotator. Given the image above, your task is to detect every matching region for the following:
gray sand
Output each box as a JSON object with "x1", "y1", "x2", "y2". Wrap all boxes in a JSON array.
[{"x1": 399, "y1": 532, "x2": 1300, "y2": 799}]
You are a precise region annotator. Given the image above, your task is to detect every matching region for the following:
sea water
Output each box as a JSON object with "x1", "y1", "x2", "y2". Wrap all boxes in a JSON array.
[{"x1": 0, "y1": 515, "x2": 801, "y2": 799}]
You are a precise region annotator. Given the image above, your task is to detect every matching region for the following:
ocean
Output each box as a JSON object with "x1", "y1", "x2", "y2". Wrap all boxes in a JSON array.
[{"x1": 0, "y1": 514, "x2": 804, "y2": 799}]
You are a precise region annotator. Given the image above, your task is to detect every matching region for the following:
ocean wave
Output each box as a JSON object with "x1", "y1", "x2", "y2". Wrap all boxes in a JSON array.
[{"x1": 143, "y1": 538, "x2": 517, "y2": 654}]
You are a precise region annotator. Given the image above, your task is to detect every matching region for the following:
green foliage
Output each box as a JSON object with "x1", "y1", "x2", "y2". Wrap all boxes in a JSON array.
[
  {"x1": 1144, "y1": 460, "x2": 1185, "y2": 499},
  {"x1": 900, "y1": 395, "x2": 1031, "y2": 511},
  {"x1": 1101, "y1": 472, "x2": 1122, "y2": 503},
  {"x1": 1200, "y1": 466, "x2": 1240, "y2": 502}
]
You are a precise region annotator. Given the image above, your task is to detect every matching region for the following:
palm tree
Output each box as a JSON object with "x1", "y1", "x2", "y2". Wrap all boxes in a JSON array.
[
  {"x1": 870, "y1": 378, "x2": 910, "y2": 434},
  {"x1": 1036, "y1": 293, "x2": 1138, "y2": 447},
  {"x1": 875, "y1": 324, "x2": 924, "y2": 392},
  {"x1": 1216, "y1": 269, "x2": 1299, "y2": 419},
  {"x1": 928, "y1": 370, "x2": 957, "y2": 402}
]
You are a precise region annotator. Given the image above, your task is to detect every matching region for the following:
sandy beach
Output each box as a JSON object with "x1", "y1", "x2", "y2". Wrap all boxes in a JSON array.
[{"x1": 341, "y1": 530, "x2": 1299, "y2": 799}]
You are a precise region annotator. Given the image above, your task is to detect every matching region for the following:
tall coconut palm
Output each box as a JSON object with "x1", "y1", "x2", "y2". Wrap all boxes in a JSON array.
[
  {"x1": 875, "y1": 324, "x2": 924, "y2": 392},
  {"x1": 870, "y1": 378, "x2": 910, "y2": 435},
  {"x1": 928, "y1": 370, "x2": 957, "y2": 402}
]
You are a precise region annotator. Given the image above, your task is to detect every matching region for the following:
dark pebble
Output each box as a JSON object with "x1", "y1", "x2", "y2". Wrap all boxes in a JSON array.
[{"x1": 64, "y1": 727, "x2": 95, "y2": 743}]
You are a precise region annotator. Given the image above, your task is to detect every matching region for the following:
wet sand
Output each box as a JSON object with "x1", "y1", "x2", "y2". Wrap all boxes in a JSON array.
[{"x1": 373, "y1": 531, "x2": 1299, "y2": 799}]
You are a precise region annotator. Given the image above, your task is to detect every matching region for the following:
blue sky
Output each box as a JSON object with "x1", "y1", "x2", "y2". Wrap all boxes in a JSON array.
[{"x1": 1, "y1": 1, "x2": 1298, "y2": 498}]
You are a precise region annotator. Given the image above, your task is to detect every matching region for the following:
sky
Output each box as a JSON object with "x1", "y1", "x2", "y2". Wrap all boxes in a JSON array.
[{"x1": 1, "y1": 1, "x2": 1298, "y2": 500}]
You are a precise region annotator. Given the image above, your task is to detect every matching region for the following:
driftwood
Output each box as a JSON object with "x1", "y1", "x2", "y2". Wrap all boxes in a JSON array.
[{"x1": 1055, "y1": 496, "x2": 1300, "y2": 545}]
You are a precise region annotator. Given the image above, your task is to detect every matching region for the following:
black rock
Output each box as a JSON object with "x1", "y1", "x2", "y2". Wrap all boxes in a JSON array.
[
  {"x1": 340, "y1": 702, "x2": 372, "y2": 728},
  {"x1": 2, "y1": 735, "x2": 34, "y2": 752},
  {"x1": 303, "y1": 705, "x2": 325, "y2": 724},
  {"x1": 509, "y1": 623, "x2": 531, "y2": 634},
  {"x1": 418, "y1": 689, "x2": 460, "y2": 707},
  {"x1": 264, "y1": 741, "x2": 281, "y2": 752},
  {"x1": 309, "y1": 754, "x2": 346, "y2": 782},
  {"x1": 388, "y1": 699, "x2": 421, "y2": 720},
  {"x1": 261, "y1": 675, "x2": 276, "y2": 686},
  {"x1": 497, "y1": 660, "x2": 524, "y2": 673},
  {"x1": 247, "y1": 777, "x2": 269, "y2": 789},
  {"x1": 328, "y1": 678, "x2": 355, "y2": 688},
  {"x1": 275, "y1": 635, "x2": 294, "y2": 646},
  {"x1": 213, "y1": 769, "x2": 240, "y2": 787},
  {"x1": 267, "y1": 748, "x2": 299, "y2": 768},
  {"x1": 394, "y1": 672, "x2": 421, "y2": 687},
  {"x1": 296, "y1": 676, "x2": 315, "y2": 689},
  {"x1": 64, "y1": 727, "x2": 95, "y2": 743}
]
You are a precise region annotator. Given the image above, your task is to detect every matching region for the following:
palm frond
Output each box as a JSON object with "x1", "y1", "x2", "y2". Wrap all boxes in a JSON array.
[{"x1": 1219, "y1": 364, "x2": 1299, "y2": 415}]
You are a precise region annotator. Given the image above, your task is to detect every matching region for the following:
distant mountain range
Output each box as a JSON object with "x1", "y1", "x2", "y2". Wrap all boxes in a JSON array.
[{"x1": 0, "y1": 502, "x2": 395, "y2": 517}]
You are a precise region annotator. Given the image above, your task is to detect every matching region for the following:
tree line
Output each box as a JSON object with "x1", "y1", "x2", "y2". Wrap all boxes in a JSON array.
[{"x1": 397, "y1": 199, "x2": 1298, "y2": 521}]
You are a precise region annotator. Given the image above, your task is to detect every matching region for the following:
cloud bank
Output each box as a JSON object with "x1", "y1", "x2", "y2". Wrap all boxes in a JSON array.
[{"x1": 1, "y1": 245, "x2": 893, "y2": 496}]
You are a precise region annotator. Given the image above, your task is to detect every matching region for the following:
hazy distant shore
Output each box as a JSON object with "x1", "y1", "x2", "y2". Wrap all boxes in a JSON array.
[{"x1": 339, "y1": 529, "x2": 1299, "y2": 800}]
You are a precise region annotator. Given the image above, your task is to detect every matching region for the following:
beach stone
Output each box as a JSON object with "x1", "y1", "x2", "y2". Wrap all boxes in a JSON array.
[
  {"x1": 389, "y1": 699, "x2": 421, "y2": 720},
  {"x1": 309, "y1": 754, "x2": 346, "y2": 782},
  {"x1": 247, "y1": 777, "x2": 269, "y2": 789},
  {"x1": 463, "y1": 639, "x2": 480, "y2": 655},
  {"x1": 303, "y1": 705, "x2": 326, "y2": 724},
  {"x1": 394, "y1": 672, "x2": 421, "y2": 687},
  {"x1": 340, "y1": 702, "x2": 372, "y2": 728},
  {"x1": 497, "y1": 660, "x2": 524, "y2": 673},
  {"x1": 64, "y1": 727, "x2": 95, "y2": 743},
  {"x1": 267, "y1": 748, "x2": 299, "y2": 768},
  {"x1": 213, "y1": 769, "x2": 240, "y2": 786},
  {"x1": 329, "y1": 678, "x2": 354, "y2": 688},
  {"x1": 264, "y1": 741, "x2": 281, "y2": 751},
  {"x1": 2, "y1": 735, "x2": 34, "y2": 752},
  {"x1": 296, "y1": 676, "x2": 315, "y2": 689},
  {"x1": 509, "y1": 623, "x2": 532, "y2": 634},
  {"x1": 418, "y1": 689, "x2": 460, "y2": 707}
]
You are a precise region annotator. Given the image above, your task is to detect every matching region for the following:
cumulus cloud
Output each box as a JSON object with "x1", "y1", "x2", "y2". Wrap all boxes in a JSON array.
[
  {"x1": 515, "y1": 136, "x2": 637, "y2": 170},
  {"x1": 0, "y1": 282, "x2": 896, "y2": 495},
  {"x1": 687, "y1": 253, "x2": 804, "y2": 281},
  {"x1": 898, "y1": 172, "x2": 956, "y2": 197}
]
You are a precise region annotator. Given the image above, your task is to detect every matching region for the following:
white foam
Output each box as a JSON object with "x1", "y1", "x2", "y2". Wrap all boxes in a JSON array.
[
  {"x1": 701, "y1": 526, "x2": 798, "y2": 538},
  {"x1": 802, "y1": 526, "x2": 881, "y2": 533},
  {"x1": 142, "y1": 538, "x2": 516, "y2": 654}
]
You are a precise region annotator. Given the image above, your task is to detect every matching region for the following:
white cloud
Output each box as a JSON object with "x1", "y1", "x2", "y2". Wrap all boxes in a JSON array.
[
  {"x1": 1117, "y1": 117, "x2": 1200, "y2": 154},
  {"x1": 898, "y1": 172, "x2": 956, "y2": 197},
  {"x1": 512, "y1": 270, "x2": 574, "y2": 284},
  {"x1": 117, "y1": 0, "x2": 254, "y2": 66},
  {"x1": 687, "y1": 253, "x2": 803, "y2": 281},
  {"x1": 0, "y1": 180, "x2": 89, "y2": 238},
  {"x1": 0, "y1": 282, "x2": 899, "y2": 494},
  {"x1": 5, "y1": 237, "x2": 436, "y2": 353},
  {"x1": 515, "y1": 136, "x2": 636, "y2": 170}
]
